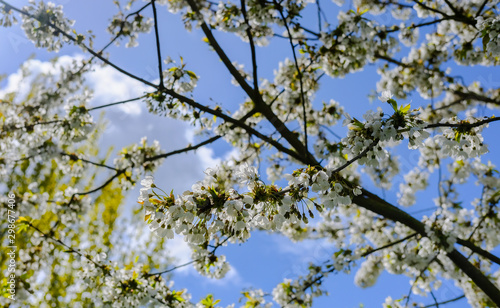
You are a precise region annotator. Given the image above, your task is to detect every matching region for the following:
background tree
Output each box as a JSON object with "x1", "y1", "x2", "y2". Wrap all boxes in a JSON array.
[{"x1": 1, "y1": 0, "x2": 500, "y2": 307}]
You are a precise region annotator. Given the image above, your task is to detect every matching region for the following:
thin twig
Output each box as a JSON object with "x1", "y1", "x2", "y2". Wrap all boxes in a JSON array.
[
  {"x1": 423, "y1": 294, "x2": 466, "y2": 307},
  {"x1": 361, "y1": 233, "x2": 417, "y2": 257},
  {"x1": 151, "y1": 0, "x2": 165, "y2": 89},
  {"x1": 274, "y1": 0, "x2": 309, "y2": 157},
  {"x1": 426, "y1": 116, "x2": 500, "y2": 129},
  {"x1": 60, "y1": 152, "x2": 119, "y2": 171},
  {"x1": 476, "y1": 0, "x2": 489, "y2": 17},
  {"x1": 28, "y1": 223, "x2": 106, "y2": 270},
  {"x1": 405, "y1": 255, "x2": 439, "y2": 306},
  {"x1": 185, "y1": 0, "x2": 317, "y2": 166},
  {"x1": 145, "y1": 236, "x2": 231, "y2": 277},
  {"x1": 87, "y1": 95, "x2": 146, "y2": 111},
  {"x1": 331, "y1": 139, "x2": 379, "y2": 174},
  {"x1": 240, "y1": 0, "x2": 259, "y2": 94},
  {"x1": 0, "y1": 1, "x2": 157, "y2": 89}
]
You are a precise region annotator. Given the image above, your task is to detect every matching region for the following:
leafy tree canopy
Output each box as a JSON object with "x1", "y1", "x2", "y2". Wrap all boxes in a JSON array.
[{"x1": 1, "y1": 0, "x2": 500, "y2": 307}]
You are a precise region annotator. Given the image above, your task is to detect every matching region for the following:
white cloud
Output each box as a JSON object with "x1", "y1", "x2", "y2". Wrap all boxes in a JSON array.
[
  {"x1": 3, "y1": 54, "x2": 246, "y2": 287},
  {"x1": 209, "y1": 266, "x2": 243, "y2": 286},
  {"x1": 223, "y1": 147, "x2": 240, "y2": 162},
  {"x1": 166, "y1": 236, "x2": 193, "y2": 274},
  {"x1": 164, "y1": 237, "x2": 244, "y2": 287},
  {"x1": 272, "y1": 236, "x2": 334, "y2": 262},
  {"x1": 0, "y1": 55, "x2": 84, "y2": 100},
  {"x1": 87, "y1": 65, "x2": 153, "y2": 115},
  {"x1": 0, "y1": 54, "x2": 150, "y2": 116},
  {"x1": 197, "y1": 146, "x2": 222, "y2": 170},
  {"x1": 184, "y1": 127, "x2": 241, "y2": 171}
]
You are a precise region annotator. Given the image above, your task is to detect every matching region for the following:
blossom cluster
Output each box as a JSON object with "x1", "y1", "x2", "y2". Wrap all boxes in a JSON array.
[
  {"x1": 78, "y1": 253, "x2": 193, "y2": 308},
  {"x1": 107, "y1": 10, "x2": 153, "y2": 48},
  {"x1": 3, "y1": 0, "x2": 500, "y2": 306},
  {"x1": 477, "y1": 15, "x2": 500, "y2": 57},
  {"x1": 20, "y1": 0, "x2": 74, "y2": 52},
  {"x1": 114, "y1": 137, "x2": 165, "y2": 189}
]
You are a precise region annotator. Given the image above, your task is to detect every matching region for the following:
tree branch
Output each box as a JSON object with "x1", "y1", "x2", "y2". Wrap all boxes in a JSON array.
[
  {"x1": 361, "y1": 233, "x2": 418, "y2": 257},
  {"x1": 28, "y1": 222, "x2": 106, "y2": 270},
  {"x1": 0, "y1": 1, "x2": 157, "y2": 89},
  {"x1": 274, "y1": 0, "x2": 309, "y2": 157},
  {"x1": 160, "y1": 87, "x2": 304, "y2": 162},
  {"x1": 151, "y1": 0, "x2": 165, "y2": 89},
  {"x1": 331, "y1": 139, "x2": 379, "y2": 174},
  {"x1": 87, "y1": 95, "x2": 146, "y2": 111},
  {"x1": 185, "y1": 0, "x2": 316, "y2": 165},
  {"x1": 476, "y1": 0, "x2": 489, "y2": 17},
  {"x1": 423, "y1": 294, "x2": 465, "y2": 307},
  {"x1": 146, "y1": 89, "x2": 286, "y2": 162},
  {"x1": 353, "y1": 190, "x2": 500, "y2": 305},
  {"x1": 59, "y1": 152, "x2": 119, "y2": 171},
  {"x1": 240, "y1": 0, "x2": 259, "y2": 94},
  {"x1": 425, "y1": 116, "x2": 500, "y2": 129}
]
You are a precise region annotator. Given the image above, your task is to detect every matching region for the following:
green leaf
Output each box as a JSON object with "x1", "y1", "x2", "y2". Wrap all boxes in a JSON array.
[
  {"x1": 242, "y1": 291, "x2": 252, "y2": 300},
  {"x1": 186, "y1": 70, "x2": 198, "y2": 79},
  {"x1": 483, "y1": 35, "x2": 490, "y2": 52},
  {"x1": 387, "y1": 99, "x2": 397, "y2": 112},
  {"x1": 400, "y1": 103, "x2": 411, "y2": 114},
  {"x1": 349, "y1": 118, "x2": 364, "y2": 130},
  {"x1": 200, "y1": 294, "x2": 221, "y2": 307},
  {"x1": 17, "y1": 216, "x2": 31, "y2": 224},
  {"x1": 172, "y1": 290, "x2": 186, "y2": 302}
]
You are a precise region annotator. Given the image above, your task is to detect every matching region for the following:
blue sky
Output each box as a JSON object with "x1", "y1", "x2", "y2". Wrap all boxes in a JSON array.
[{"x1": 3, "y1": 0, "x2": 499, "y2": 306}]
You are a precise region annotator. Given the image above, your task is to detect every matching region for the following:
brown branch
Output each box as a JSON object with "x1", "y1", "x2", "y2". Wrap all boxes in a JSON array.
[
  {"x1": 423, "y1": 294, "x2": 465, "y2": 307},
  {"x1": 145, "y1": 259, "x2": 196, "y2": 277},
  {"x1": 453, "y1": 90, "x2": 500, "y2": 106},
  {"x1": 381, "y1": 18, "x2": 448, "y2": 34},
  {"x1": 455, "y1": 238, "x2": 500, "y2": 265},
  {"x1": 60, "y1": 152, "x2": 118, "y2": 171},
  {"x1": 361, "y1": 233, "x2": 418, "y2": 257},
  {"x1": 331, "y1": 139, "x2": 379, "y2": 174},
  {"x1": 425, "y1": 116, "x2": 500, "y2": 129},
  {"x1": 75, "y1": 170, "x2": 125, "y2": 197},
  {"x1": 274, "y1": 0, "x2": 309, "y2": 157},
  {"x1": 467, "y1": 202, "x2": 493, "y2": 242},
  {"x1": 160, "y1": 87, "x2": 303, "y2": 162},
  {"x1": 146, "y1": 89, "x2": 286, "y2": 162},
  {"x1": 410, "y1": 0, "x2": 475, "y2": 26},
  {"x1": 410, "y1": 0, "x2": 451, "y2": 18},
  {"x1": 2, "y1": 120, "x2": 62, "y2": 133},
  {"x1": 0, "y1": 1, "x2": 157, "y2": 90},
  {"x1": 353, "y1": 190, "x2": 500, "y2": 305},
  {"x1": 125, "y1": 2, "x2": 152, "y2": 19},
  {"x1": 442, "y1": 0, "x2": 461, "y2": 16},
  {"x1": 476, "y1": 0, "x2": 489, "y2": 17},
  {"x1": 151, "y1": 0, "x2": 165, "y2": 89},
  {"x1": 87, "y1": 95, "x2": 146, "y2": 111},
  {"x1": 28, "y1": 222, "x2": 106, "y2": 270},
  {"x1": 185, "y1": 0, "x2": 317, "y2": 165},
  {"x1": 144, "y1": 236, "x2": 231, "y2": 277},
  {"x1": 406, "y1": 255, "x2": 439, "y2": 306},
  {"x1": 145, "y1": 135, "x2": 221, "y2": 162},
  {"x1": 240, "y1": 0, "x2": 259, "y2": 94}
]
